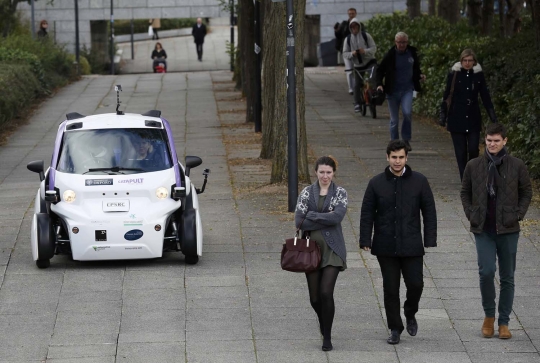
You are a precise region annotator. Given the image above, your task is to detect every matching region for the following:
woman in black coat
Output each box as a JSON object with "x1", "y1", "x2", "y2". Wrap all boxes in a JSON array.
[
  {"x1": 439, "y1": 49, "x2": 497, "y2": 180},
  {"x1": 151, "y1": 42, "x2": 167, "y2": 72}
]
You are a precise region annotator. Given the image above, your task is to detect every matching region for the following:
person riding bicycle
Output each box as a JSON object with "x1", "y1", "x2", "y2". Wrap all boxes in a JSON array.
[{"x1": 342, "y1": 19, "x2": 377, "y2": 113}]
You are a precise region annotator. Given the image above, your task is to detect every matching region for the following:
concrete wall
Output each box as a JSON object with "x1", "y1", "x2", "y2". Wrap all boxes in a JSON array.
[
  {"x1": 17, "y1": 0, "x2": 224, "y2": 53},
  {"x1": 17, "y1": 0, "x2": 426, "y2": 54}
]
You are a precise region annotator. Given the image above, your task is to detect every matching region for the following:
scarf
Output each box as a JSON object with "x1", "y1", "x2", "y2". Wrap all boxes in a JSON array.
[{"x1": 485, "y1": 146, "x2": 507, "y2": 197}]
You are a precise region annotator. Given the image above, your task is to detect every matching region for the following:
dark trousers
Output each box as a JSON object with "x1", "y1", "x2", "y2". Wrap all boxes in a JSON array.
[
  {"x1": 353, "y1": 69, "x2": 365, "y2": 105},
  {"x1": 450, "y1": 131, "x2": 480, "y2": 180},
  {"x1": 196, "y1": 43, "x2": 203, "y2": 60},
  {"x1": 475, "y1": 231, "x2": 519, "y2": 325},
  {"x1": 377, "y1": 256, "x2": 424, "y2": 333},
  {"x1": 152, "y1": 29, "x2": 159, "y2": 40}
]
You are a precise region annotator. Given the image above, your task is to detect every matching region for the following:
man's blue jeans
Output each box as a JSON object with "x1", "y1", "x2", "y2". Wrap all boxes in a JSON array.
[
  {"x1": 474, "y1": 231, "x2": 519, "y2": 326},
  {"x1": 387, "y1": 90, "x2": 413, "y2": 141}
]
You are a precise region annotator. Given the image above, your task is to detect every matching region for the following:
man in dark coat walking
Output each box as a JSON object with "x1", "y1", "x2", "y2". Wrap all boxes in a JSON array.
[
  {"x1": 192, "y1": 18, "x2": 207, "y2": 62},
  {"x1": 360, "y1": 140, "x2": 437, "y2": 345},
  {"x1": 461, "y1": 123, "x2": 532, "y2": 340},
  {"x1": 376, "y1": 32, "x2": 425, "y2": 151}
]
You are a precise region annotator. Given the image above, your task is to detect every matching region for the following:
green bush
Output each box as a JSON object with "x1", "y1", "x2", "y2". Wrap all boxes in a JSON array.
[
  {"x1": 0, "y1": 46, "x2": 45, "y2": 85},
  {"x1": 365, "y1": 13, "x2": 540, "y2": 178},
  {"x1": 0, "y1": 64, "x2": 43, "y2": 127}
]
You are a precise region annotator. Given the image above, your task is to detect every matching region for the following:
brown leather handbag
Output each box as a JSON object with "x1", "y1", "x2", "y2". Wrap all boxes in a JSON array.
[{"x1": 281, "y1": 219, "x2": 321, "y2": 273}]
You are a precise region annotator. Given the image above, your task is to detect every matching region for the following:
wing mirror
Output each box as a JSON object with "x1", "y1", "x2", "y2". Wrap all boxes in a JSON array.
[
  {"x1": 185, "y1": 156, "x2": 202, "y2": 177},
  {"x1": 27, "y1": 160, "x2": 45, "y2": 181}
]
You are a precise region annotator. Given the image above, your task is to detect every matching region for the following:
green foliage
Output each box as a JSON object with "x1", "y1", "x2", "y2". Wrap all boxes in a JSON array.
[
  {"x1": 0, "y1": 64, "x2": 42, "y2": 127},
  {"x1": 0, "y1": 46, "x2": 45, "y2": 85},
  {"x1": 114, "y1": 18, "x2": 198, "y2": 36},
  {"x1": 366, "y1": 13, "x2": 540, "y2": 178}
]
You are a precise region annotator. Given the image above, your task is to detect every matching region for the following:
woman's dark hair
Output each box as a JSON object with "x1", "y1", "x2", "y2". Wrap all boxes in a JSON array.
[
  {"x1": 315, "y1": 156, "x2": 338, "y2": 172},
  {"x1": 485, "y1": 123, "x2": 507, "y2": 139},
  {"x1": 386, "y1": 140, "x2": 408, "y2": 156},
  {"x1": 154, "y1": 42, "x2": 163, "y2": 50}
]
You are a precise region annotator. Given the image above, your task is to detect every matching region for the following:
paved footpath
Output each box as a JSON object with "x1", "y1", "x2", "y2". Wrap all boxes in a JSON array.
[{"x1": 0, "y1": 69, "x2": 538, "y2": 363}]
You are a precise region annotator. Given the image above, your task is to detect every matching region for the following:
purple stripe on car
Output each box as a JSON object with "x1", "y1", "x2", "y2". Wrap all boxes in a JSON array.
[
  {"x1": 162, "y1": 118, "x2": 182, "y2": 187},
  {"x1": 49, "y1": 121, "x2": 67, "y2": 190}
]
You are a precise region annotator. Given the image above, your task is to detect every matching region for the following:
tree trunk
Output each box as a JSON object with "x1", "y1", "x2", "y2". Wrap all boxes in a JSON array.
[
  {"x1": 499, "y1": 0, "x2": 506, "y2": 37},
  {"x1": 233, "y1": 7, "x2": 242, "y2": 91},
  {"x1": 438, "y1": 0, "x2": 461, "y2": 23},
  {"x1": 468, "y1": 0, "x2": 483, "y2": 27},
  {"x1": 428, "y1": 0, "x2": 437, "y2": 15},
  {"x1": 407, "y1": 0, "x2": 422, "y2": 19},
  {"x1": 1, "y1": 0, "x2": 21, "y2": 37},
  {"x1": 260, "y1": 0, "x2": 310, "y2": 184},
  {"x1": 482, "y1": 0, "x2": 495, "y2": 34},
  {"x1": 533, "y1": 0, "x2": 540, "y2": 49},
  {"x1": 505, "y1": 0, "x2": 524, "y2": 36},
  {"x1": 238, "y1": 0, "x2": 255, "y2": 122}
]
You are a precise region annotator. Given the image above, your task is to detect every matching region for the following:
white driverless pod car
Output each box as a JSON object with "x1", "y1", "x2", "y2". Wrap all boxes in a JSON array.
[{"x1": 27, "y1": 88, "x2": 209, "y2": 268}]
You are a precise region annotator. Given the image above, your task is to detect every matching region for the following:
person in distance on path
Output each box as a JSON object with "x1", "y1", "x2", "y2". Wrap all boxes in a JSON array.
[
  {"x1": 295, "y1": 156, "x2": 348, "y2": 352},
  {"x1": 360, "y1": 140, "x2": 437, "y2": 345},
  {"x1": 334, "y1": 8, "x2": 357, "y2": 93},
  {"x1": 460, "y1": 123, "x2": 532, "y2": 340},
  {"x1": 192, "y1": 18, "x2": 207, "y2": 62}
]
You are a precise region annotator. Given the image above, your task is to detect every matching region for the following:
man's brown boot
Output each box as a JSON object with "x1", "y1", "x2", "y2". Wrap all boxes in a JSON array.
[
  {"x1": 482, "y1": 317, "x2": 495, "y2": 338},
  {"x1": 498, "y1": 325, "x2": 512, "y2": 339}
]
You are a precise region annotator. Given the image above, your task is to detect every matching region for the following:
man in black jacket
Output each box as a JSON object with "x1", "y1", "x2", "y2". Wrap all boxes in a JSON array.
[
  {"x1": 192, "y1": 18, "x2": 207, "y2": 62},
  {"x1": 334, "y1": 8, "x2": 356, "y2": 91},
  {"x1": 376, "y1": 32, "x2": 425, "y2": 151},
  {"x1": 460, "y1": 123, "x2": 532, "y2": 340},
  {"x1": 360, "y1": 140, "x2": 437, "y2": 345}
]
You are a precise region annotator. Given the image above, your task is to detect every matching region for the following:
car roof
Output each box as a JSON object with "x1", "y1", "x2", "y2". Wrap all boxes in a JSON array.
[{"x1": 64, "y1": 113, "x2": 164, "y2": 131}]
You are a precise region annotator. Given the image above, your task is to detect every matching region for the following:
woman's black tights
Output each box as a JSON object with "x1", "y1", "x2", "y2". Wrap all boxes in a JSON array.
[{"x1": 305, "y1": 266, "x2": 340, "y2": 349}]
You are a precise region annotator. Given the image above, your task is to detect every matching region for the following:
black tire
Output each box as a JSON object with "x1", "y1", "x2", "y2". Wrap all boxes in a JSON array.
[
  {"x1": 181, "y1": 208, "x2": 197, "y2": 257},
  {"x1": 361, "y1": 104, "x2": 367, "y2": 116},
  {"x1": 36, "y1": 213, "x2": 55, "y2": 261},
  {"x1": 36, "y1": 259, "x2": 50, "y2": 269},
  {"x1": 185, "y1": 254, "x2": 199, "y2": 265},
  {"x1": 370, "y1": 104, "x2": 377, "y2": 119}
]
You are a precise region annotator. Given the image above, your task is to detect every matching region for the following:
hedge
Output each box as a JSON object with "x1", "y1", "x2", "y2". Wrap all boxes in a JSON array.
[
  {"x1": 0, "y1": 64, "x2": 43, "y2": 127},
  {"x1": 365, "y1": 13, "x2": 540, "y2": 178}
]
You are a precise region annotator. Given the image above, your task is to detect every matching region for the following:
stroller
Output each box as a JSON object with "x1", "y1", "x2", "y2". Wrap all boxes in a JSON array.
[
  {"x1": 153, "y1": 58, "x2": 167, "y2": 73},
  {"x1": 354, "y1": 60, "x2": 384, "y2": 119}
]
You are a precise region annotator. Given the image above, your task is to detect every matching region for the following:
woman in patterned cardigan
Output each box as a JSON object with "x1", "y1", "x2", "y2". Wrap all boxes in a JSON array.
[{"x1": 294, "y1": 156, "x2": 348, "y2": 352}]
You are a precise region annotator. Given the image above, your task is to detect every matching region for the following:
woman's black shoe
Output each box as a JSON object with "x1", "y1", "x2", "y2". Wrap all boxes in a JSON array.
[
  {"x1": 322, "y1": 339, "x2": 333, "y2": 351},
  {"x1": 387, "y1": 330, "x2": 401, "y2": 344}
]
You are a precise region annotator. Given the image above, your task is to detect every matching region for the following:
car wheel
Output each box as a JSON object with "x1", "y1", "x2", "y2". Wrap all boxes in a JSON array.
[
  {"x1": 36, "y1": 213, "x2": 55, "y2": 261},
  {"x1": 185, "y1": 255, "x2": 199, "y2": 265},
  {"x1": 36, "y1": 259, "x2": 50, "y2": 269},
  {"x1": 181, "y1": 208, "x2": 197, "y2": 256}
]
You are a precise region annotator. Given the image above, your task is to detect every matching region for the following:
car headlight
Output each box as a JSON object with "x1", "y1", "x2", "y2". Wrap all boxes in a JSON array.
[
  {"x1": 156, "y1": 187, "x2": 169, "y2": 199},
  {"x1": 63, "y1": 190, "x2": 76, "y2": 203}
]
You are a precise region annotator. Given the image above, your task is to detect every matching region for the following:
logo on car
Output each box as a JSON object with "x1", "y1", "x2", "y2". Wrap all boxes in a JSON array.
[
  {"x1": 124, "y1": 229, "x2": 144, "y2": 241},
  {"x1": 85, "y1": 179, "x2": 113, "y2": 186}
]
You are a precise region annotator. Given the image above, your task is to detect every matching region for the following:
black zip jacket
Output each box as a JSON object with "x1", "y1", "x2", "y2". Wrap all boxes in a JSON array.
[
  {"x1": 376, "y1": 45, "x2": 423, "y2": 95},
  {"x1": 360, "y1": 165, "x2": 437, "y2": 256}
]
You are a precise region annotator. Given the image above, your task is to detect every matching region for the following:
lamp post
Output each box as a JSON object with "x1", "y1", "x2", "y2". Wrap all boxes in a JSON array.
[
  {"x1": 75, "y1": 0, "x2": 80, "y2": 75},
  {"x1": 254, "y1": 0, "x2": 262, "y2": 133},
  {"x1": 285, "y1": 0, "x2": 297, "y2": 212},
  {"x1": 230, "y1": 0, "x2": 235, "y2": 72},
  {"x1": 110, "y1": 0, "x2": 115, "y2": 75}
]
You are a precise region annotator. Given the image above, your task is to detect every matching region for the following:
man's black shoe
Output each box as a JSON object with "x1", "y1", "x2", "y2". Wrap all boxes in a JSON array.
[
  {"x1": 387, "y1": 330, "x2": 400, "y2": 344},
  {"x1": 406, "y1": 317, "x2": 418, "y2": 336},
  {"x1": 403, "y1": 140, "x2": 412, "y2": 151}
]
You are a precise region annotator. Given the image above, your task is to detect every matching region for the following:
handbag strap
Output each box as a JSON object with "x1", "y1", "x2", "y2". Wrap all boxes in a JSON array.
[
  {"x1": 445, "y1": 71, "x2": 458, "y2": 108},
  {"x1": 296, "y1": 216, "x2": 310, "y2": 238}
]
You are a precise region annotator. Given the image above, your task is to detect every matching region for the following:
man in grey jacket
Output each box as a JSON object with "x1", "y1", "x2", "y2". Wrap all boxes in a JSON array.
[
  {"x1": 342, "y1": 18, "x2": 377, "y2": 113},
  {"x1": 461, "y1": 123, "x2": 532, "y2": 340}
]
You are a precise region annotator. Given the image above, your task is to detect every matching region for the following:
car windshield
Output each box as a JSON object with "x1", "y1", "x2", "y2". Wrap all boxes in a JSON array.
[{"x1": 57, "y1": 128, "x2": 173, "y2": 175}]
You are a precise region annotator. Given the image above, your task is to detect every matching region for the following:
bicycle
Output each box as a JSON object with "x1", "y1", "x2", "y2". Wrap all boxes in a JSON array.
[{"x1": 353, "y1": 60, "x2": 384, "y2": 119}]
